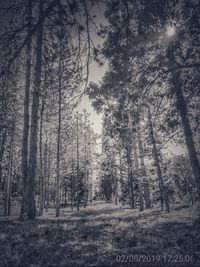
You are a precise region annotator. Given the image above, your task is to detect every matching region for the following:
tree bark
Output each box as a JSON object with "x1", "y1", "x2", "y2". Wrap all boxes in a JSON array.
[
  {"x1": 38, "y1": 99, "x2": 45, "y2": 216},
  {"x1": 88, "y1": 127, "x2": 93, "y2": 203},
  {"x1": 84, "y1": 112, "x2": 89, "y2": 208},
  {"x1": 4, "y1": 122, "x2": 15, "y2": 216},
  {"x1": 43, "y1": 140, "x2": 47, "y2": 210},
  {"x1": 76, "y1": 114, "x2": 80, "y2": 211},
  {"x1": 20, "y1": 0, "x2": 32, "y2": 218},
  {"x1": 126, "y1": 144, "x2": 135, "y2": 208},
  {"x1": 118, "y1": 146, "x2": 126, "y2": 205},
  {"x1": 46, "y1": 141, "x2": 51, "y2": 211},
  {"x1": 21, "y1": 0, "x2": 44, "y2": 219},
  {"x1": 133, "y1": 140, "x2": 144, "y2": 212},
  {"x1": 172, "y1": 70, "x2": 200, "y2": 198},
  {"x1": 137, "y1": 125, "x2": 151, "y2": 208},
  {"x1": 148, "y1": 108, "x2": 170, "y2": 212},
  {"x1": 70, "y1": 149, "x2": 74, "y2": 210},
  {"x1": 56, "y1": 38, "x2": 62, "y2": 217},
  {"x1": 0, "y1": 128, "x2": 7, "y2": 190},
  {"x1": 114, "y1": 176, "x2": 118, "y2": 205}
]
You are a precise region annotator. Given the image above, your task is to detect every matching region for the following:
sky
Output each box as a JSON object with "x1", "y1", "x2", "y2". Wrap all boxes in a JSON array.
[
  {"x1": 77, "y1": 61, "x2": 107, "y2": 135},
  {"x1": 76, "y1": 2, "x2": 107, "y2": 135}
]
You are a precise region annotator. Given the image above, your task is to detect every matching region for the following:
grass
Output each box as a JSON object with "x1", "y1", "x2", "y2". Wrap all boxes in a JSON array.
[{"x1": 0, "y1": 201, "x2": 200, "y2": 267}]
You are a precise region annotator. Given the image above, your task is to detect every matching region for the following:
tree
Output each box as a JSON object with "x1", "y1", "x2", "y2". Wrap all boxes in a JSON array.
[
  {"x1": 21, "y1": 0, "x2": 44, "y2": 219},
  {"x1": 171, "y1": 68, "x2": 200, "y2": 198},
  {"x1": 20, "y1": 0, "x2": 33, "y2": 218},
  {"x1": 147, "y1": 106, "x2": 170, "y2": 211}
]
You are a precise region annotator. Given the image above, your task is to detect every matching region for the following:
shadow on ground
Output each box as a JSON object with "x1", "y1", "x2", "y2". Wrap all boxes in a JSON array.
[{"x1": 0, "y1": 202, "x2": 200, "y2": 267}]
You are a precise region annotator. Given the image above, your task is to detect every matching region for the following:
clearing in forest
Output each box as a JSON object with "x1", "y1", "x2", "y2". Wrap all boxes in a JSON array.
[{"x1": 0, "y1": 201, "x2": 200, "y2": 267}]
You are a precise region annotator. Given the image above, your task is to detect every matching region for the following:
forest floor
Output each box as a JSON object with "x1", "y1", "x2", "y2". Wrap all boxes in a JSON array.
[{"x1": 0, "y1": 201, "x2": 200, "y2": 267}]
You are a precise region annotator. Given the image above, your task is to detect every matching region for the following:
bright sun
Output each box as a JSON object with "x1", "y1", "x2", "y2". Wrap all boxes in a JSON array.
[{"x1": 166, "y1": 26, "x2": 176, "y2": 37}]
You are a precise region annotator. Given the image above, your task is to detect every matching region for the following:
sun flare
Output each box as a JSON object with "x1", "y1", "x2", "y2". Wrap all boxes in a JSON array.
[{"x1": 166, "y1": 26, "x2": 176, "y2": 37}]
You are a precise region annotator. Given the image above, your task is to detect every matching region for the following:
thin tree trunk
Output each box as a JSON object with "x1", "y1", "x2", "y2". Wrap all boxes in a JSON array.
[
  {"x1": 138, "y1": 126, "x2": 151, "y2": 208},
  {"x1": 126, "y1": 145, "x2": 135, "y2": 208},
  {"x1": 70, "y1": 177, "x2": 74, "y2": 210},
  {"x1": 64, "y1": 185, "x2": 67, "y2": 206},
  {"x1": 118, "y1": 146, "x2": 125, "y2": 205},
  {"x1": 7, "y1": 143, "x2": 14, "y2": 216},
  {"x1": 0, "y1": 129, "x2": 7, "y2": 190},
  {"x1": 133, "y1": 141, "x2": 144, "y2": 212},
  {"x1": 20, "y1": 0, "x2": 32, "y2": 218},
  {"x1": 46, "y1": 141, "x2": 51, "y2": 211},
  {"x1": 148, "y1": 108, "x2": 170, "y2": 212},
  {"x1": 76, "y1": 113, "x2": 80, "y2": 211},
  {"x1": 21, "y1": 0, "x2": 44, "y2": 219},
  {"x1": 70, "y1": 148, "x2": 74, "y2": 210},
  {"x1": 88, "y1": 127, "x2": 93, "y2": 204},
  {"x1": 4, "y1": 123, "x2": 15, "y2": 216},
  {"x1": 114, "y1": 176, "x2": 118, "y2": 205},
  {"x1": 56, "y1": 39, "x2": 62, "y2": 217},
  {"x1": 84, "y1": 112, "x2": 88, "y2": 208},
  {"x1": 38, "y1": 100, "x2": 45, "y2": 216},
  {"x1": 84, "y1": 168, "x2": 88, "y2": 208},
  {"x1": 43, "y1": 140, "x2": 47, "y2": 210}
]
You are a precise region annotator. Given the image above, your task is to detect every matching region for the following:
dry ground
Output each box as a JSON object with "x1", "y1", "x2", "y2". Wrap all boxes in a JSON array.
[{"x1": 0, "y1": 201, "x2": 200, "y2": 267}]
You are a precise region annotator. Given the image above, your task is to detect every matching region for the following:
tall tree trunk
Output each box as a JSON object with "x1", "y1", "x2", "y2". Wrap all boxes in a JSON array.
[
  {"x1": 126, "y1": 144, "x2": 135, "y2": 208},
  {"x1": 20, "y1": 0, "x2": 32, "y2": 218},
  {"x1": 172, "y1": 70, "x2": 200, "y2": 198},
  {"x1": 84, "y1": 111, "x2": 88, "y2": 208},
  {"x1": 64, "y1": 185, "x2": 67, "y2": 206},
  {"x1": 84, "y1": 167, "x2": 88, "y2": 208},
  {"x1": 4, "y1": 122, "x2": 15, "y2": 216},
  {"x1": 56, "y1": 39, "x2": 62, "y2": 217},
  {"x1": 7, "y1": 143, "x2": 14, "y2": 217},
  {"x1": 148, "y1": 108, "x2": 170, "y2": 212},
  {"x1": 0, "y1": 129, "x2": 7, "y2": 190},
  {"x1": 38, "y1": 100, "x2": 44, "y2": 216},
  {"x1": 114, "y1": 176, "x2": 118, "y2": 205},
  {"x1": 118, "y1": 146, "x2": 126, "y2": 205},
  {"x1": 137, "y1": 125, "x2": 151, "y2": 208},
  {"x1": 76, "y1": 113, "x2": 80, "y2": 211},
  {"x1": 43, "y1": 140, "x2": 47, "y2": 210},
  {"x1": 70, "y1": 148, "x2": 74, "y2": 210},
  {"x1": 21, "y1": 0, "x2": 44, "y2": 219},
  {"x1": 46, "y1": 141, "x2": 51, "y2": 212},
  {"x1": 88, "y1": 127, "x2": 93, "y2": 204},
  {"x1": 133, "y1": 141, "x2": 144, "y2": 211}
]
